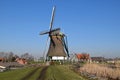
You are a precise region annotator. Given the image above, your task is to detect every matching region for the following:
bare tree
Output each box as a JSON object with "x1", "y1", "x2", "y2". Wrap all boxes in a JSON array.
[
  {"x1": 21, "y1": 53, "x2": 34, "y2": 61},
  {"x1": 0, "y1": 52, "x2": 5, "y2": 57},
  {"x1": 7, "y1": 52, "x2": 14, "y2": 62}
]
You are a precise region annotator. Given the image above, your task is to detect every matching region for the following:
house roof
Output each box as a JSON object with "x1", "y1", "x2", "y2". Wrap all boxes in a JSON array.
[{"x1": 76, "y1": 53, "x2": 90, "y2": 59}]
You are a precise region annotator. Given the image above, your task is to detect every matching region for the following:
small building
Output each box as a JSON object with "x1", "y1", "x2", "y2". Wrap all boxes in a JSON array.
[
  {"x1": 16, "y1": 58, "x2": 27, "y2": 65},
  {"x1": 0, "y1": 58, "x2": 6, "y2": 62},
  {"x1": 91, "y1": 57, "x2": 105, "y2": 63},
  {"x1": 0, "y1": 62, "x2": 23, "y2": 72},
  {"x1": 70, "y1": 53, "x2": 91, "y2": 63}
]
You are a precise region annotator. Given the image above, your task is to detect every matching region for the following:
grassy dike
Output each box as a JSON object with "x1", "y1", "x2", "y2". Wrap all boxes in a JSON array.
[
  {"x1": 0, "y1": 65, "x2": 87, "y2": 80},
  {"x1": 45, "y1": 65, "x2": 86, "y2": 80}
]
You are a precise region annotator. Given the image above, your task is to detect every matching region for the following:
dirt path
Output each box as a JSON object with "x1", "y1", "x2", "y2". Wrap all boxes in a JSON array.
[
  {"x1": 21, "y1": 67, "x2": 40, "y2": 80},
  {"x1": 36, "y1": 66, "x2": 48, "y2": 80}
]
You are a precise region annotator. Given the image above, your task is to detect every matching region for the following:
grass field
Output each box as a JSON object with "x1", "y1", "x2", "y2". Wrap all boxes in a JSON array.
[
  {"x1": 0, "y1": 67, "x2": 40, "y2": 80},
  {"x1": 0, "y1": 65, "x2": 86, "y2": 80},
  {"x1": 45, "y1": 65, "x2": 86, "y2": 80}
]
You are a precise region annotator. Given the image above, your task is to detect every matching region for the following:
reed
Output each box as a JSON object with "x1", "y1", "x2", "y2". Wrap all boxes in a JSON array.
[{"x1": 79, "y1": 63, "x2": 120, "y2": 79}]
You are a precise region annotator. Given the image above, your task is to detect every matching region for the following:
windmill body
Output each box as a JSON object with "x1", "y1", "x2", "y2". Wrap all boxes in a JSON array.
[
  {"x1": 47, "y1": 31, "x2": 67, "y2": 60},
  {"x1": 40, "y1": 6, "x2": 69, "y2": 61}
]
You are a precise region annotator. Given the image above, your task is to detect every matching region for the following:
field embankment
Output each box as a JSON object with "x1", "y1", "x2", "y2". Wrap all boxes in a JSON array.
[
  {"x1": 45, "y1": 65, "x2": 85, "y2": 80},
  {"x1": 0, "y1": 65, "x2": 86, "y2": 80}
]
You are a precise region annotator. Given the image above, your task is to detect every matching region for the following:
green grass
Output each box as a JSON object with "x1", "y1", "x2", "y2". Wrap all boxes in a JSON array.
[
  {"x1": 26, "y1": 67, "x2": 42, "y2": 80},
  {"x1": 0, "y1": 67, "x2": 37, "y2": 80},
  {"x1": 45, "y1": 65, "x2": 86, "y2": 80},
  {"x1": 0, "y1": 65, "x2": 87, "y2": 80}
]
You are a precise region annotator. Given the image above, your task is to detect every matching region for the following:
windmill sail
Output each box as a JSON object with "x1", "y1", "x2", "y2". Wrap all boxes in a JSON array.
[{"x1": 49, "y1": 6, "x2": 56, "y2": 31}]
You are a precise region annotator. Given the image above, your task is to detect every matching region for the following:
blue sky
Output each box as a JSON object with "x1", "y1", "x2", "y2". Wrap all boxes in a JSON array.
[{"x1": 0, "y1": 0, "x2": 120, "y2": 58}]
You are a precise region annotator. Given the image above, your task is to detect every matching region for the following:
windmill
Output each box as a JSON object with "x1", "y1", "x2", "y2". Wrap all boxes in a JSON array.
[{"x1": 40, "y1": 6, "x2": 69, "y2": 61}]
